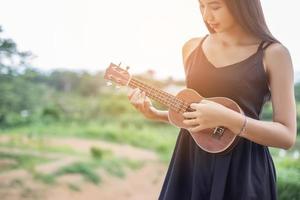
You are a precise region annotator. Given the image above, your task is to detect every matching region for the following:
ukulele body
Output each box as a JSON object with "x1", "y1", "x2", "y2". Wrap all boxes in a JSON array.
[{"x1": 168, "y1": 88, "x2": 244, "y2": 154}]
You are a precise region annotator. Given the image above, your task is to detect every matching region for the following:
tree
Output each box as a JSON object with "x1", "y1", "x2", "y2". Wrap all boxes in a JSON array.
[{"x1": 0, "y1": 26, "x2": 41, "y2": 126}]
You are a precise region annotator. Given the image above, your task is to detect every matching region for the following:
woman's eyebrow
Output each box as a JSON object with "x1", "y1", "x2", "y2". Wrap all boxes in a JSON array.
[{"x1": 199, "y1": 0, "x2": 221, "y2": 5}]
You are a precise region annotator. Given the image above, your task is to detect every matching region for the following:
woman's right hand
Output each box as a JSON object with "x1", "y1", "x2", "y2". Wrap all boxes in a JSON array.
[{"x1": 127, "y1": 88, "x2": 159, "y2": 120}]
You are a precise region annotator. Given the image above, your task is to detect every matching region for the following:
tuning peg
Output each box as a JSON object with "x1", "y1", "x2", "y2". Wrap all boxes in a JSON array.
[
  {"x1": 126, "y1": 66, "x2": 130, "y2": 71},
  {"x1": 106, "y1": 81, "x2": 113, "y2": 86},
  {"x1": 118, "y1": 62, "x2": 122, "y2": 67}
]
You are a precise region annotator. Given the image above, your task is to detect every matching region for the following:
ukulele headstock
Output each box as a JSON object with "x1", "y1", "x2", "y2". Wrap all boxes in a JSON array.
[{"x1": 103, "y1": 62, "x2": 131, "y2": 87}]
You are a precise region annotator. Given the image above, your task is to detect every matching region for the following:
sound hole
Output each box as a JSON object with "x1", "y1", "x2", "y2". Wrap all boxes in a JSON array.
[{"x1": 212, "y1": 126, "x2": 225, "y2": 139}]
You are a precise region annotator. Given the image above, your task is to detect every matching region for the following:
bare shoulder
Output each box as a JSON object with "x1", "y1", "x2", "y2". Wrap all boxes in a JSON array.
[
  {"x1": 182, "y1": 37, "x2": 203, "y2": 73},
  {"x1": 263, "y1": 42, "x2": 293, "y2": 87},
  {"x1": 182, "y1": 37, "x2": 202, "y2": 62},
  {"x1": 264, "y1": 42, "x2": 292, "y2": 72},
  {"x1": 264, "y1": 42, "x2": 294, "y2": 103}
]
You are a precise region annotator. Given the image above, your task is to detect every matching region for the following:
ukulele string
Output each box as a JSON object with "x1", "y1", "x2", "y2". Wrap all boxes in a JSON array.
[
  {"x1": 129, "y1": 79, "x2": 189, "y2": 113},
  {"x1": 129, "y1": 79, "x2": 176, "y2": 108}
]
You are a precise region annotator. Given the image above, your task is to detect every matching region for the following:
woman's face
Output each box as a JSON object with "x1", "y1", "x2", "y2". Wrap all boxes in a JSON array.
[{"x1": 199, "y1": 0, "x2": 237, "y2": 33}]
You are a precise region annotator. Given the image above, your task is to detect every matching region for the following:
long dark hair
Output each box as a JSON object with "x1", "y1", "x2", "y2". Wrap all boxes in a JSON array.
[{"x1": 205, "y1": 0, "x2": 279, "y2": 43}]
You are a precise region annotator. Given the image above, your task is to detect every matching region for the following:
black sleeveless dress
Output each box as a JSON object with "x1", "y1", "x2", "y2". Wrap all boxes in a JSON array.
[{"x1": 158, "y1": 35, "x2": 277, "y2": 200}]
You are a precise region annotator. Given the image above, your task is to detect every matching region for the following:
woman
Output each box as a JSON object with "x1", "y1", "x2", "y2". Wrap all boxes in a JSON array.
[{"x1": 127, "y1": 0, "x2": 296, "y2": 199}]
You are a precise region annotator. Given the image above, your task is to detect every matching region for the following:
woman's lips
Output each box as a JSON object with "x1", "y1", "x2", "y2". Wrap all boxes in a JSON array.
[{"x1": 209, "y1": 23, "x2": 219, "y2": 28}]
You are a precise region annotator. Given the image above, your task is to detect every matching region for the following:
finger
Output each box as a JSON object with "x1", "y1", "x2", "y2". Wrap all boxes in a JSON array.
[
  {"x1": 144, "y1": 97, "x2": 152, "y2": 108},
  {"x1": 136, "y1": 90, "x2": 144, "y2": 102},
  {"x1": 131, "y1": 89, "x2": 142, "y2": 102},
  {"x1": 128, "y1": 88, "x2": 138, "y2": 100},
  {"x1": 200, "y1": 99, "x2": 208, "y2": 104},
  {"x1": 182, "y1": 111, "x2": 197, "y2": 119},
  {"x1": 143, "y1": 91, "x2": 151, "y2": 104},
  {"x1": 141, "y1": 91, "x2": 147, "y2": 110},
  {"x1": 190, "y1": 103, "x2": 199, "y2": 109},
  {"x1": 183, "y1": 118, "x2": 199, "y2": 126},
  {"x1": 142, "y1": 92, "x2": 152, "y2": 111},
  {"x1": 189, "y1": 124, "x2": 205, "y2": 132},
  {"x1": 136, "y1": 92, "x2": 144, "y2": 106},
  {"x1": 135, "y1": 92, "x2": 146, "y2": 110}
]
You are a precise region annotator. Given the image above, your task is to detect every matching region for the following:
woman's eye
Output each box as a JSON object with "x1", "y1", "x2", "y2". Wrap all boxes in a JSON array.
[{"x1": 211, "y1": 6, "x2": 221, "y2": 10}]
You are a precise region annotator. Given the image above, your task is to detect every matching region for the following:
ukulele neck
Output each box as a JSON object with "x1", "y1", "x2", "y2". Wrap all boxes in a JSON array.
[{"x1": 128, "y1": 77, "x2": 187, "y2": 113}]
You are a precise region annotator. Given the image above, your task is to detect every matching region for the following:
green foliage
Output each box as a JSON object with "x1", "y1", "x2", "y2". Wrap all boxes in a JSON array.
[
  {"x1": 294, "y1": 83, "x2": 300, "y2": 101},
  {"x1": 277, "y1": 177, "x2": 300, "y2": 200},
  {"x1": 54, "y1": 162, "x2": 101, "y2": 184},
  {"x1": 0, "y1": 27, "x2": 42, "y2": 127},
  {"x1": 0, "y1": 133, "x2": 80, "y2": 156},
  {"x1": 0, "y1": 25, "x2": 172, "y2": 127},
  {"x1": 0, "y1": 152, "x2": 49, "y2": 173},
  {"x1": 68, "y1": 183, "x2": 81, "y2": 191},
  {"x1": 42, "y1": 106, "x2": 61, "y2": 121},
  {"x1": 34, "y1": 161, "x2": 101, "y2": 185},
  {"x1": 90, "y1": 146, "x2": 112, "y2": 160},
  {"x1": 275, "y1": 157, "x2": 300, "y2": 200},
  {"x1": 33, "y1": 156, "x2": 137, "y2": 185},
  {"x1": 33, "y1": 172, "x2": 56, "y2": 184},
  {"x1": 260, "y1": 102, "x2": 272, "y2": 121},
  {"x1": 90, "y1": 147, "x2": 104, "y2": 159},
  {"x1": 0, "y1": 119, "x2": 178, "y2": 162}
]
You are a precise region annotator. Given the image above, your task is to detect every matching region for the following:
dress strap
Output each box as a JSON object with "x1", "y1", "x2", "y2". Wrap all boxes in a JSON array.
[
  {"x1": 257, "y1": 40, "x2": 266, "y2": 51},
  {"x1": 262, "y1": 42, "x2": 273, "y2": 50},
  {"x1": 199, "y1": 34, "x2": 209, "y2": 47},
  {"x1": 257, "y1": 40, "x2": 273, "y2": 51}
]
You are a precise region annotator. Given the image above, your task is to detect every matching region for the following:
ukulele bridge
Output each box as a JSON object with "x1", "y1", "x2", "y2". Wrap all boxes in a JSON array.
[{"x1": 212, "y1": 126, "x2": 225, "y2": 139}]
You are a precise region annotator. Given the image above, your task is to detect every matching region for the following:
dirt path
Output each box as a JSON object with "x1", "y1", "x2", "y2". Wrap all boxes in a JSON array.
[
  {"x1": 44, "y1": 161, "x2": 166, "y2": 200},
  {"x1": 47, "y1": 137, "x2": 158, "y2": 161},
  {"x1": 0, "y1": 135, "x2": 168, "y2": 200}
]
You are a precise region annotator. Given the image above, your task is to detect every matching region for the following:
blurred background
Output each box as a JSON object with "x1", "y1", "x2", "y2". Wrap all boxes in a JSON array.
[{"x1": 0, "y1": 0, "x2": 299, "y2": 200}]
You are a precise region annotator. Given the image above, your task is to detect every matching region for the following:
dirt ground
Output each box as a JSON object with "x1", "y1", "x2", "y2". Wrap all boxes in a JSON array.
[{"x1": 0, "y1": 136, "x2": 169, "y2": 200}]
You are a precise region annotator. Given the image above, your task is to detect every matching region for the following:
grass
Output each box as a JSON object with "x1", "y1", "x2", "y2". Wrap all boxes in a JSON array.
[
  {"x1": 31, "y1": 146, "x2": 144, "y2": 186},
  {"x1": 1, "y1": 116, "x2": 299, "y2": 197},
  {"x1": 0, "y1": 135, "x2": 145, "y2": 188},
  {"x1": 1, "y1": 118, "x2": 299, "y2": 163},
  {"x1": 274, "y1": 155, "x2": 300, "y2": 200},
  {"x1": 0, "y1": 133, "x2": 82, "y2": 156},
  {"x1": 68, "y1": 183, "x2": 81, "y2": 191},
  {"x1": 0, "y1": 151, "x2": 50, "y2": 173},
  {"x1": 0, "y1": 117, "x2": 179, "y2": 162},
  {"x1": 54, "y1": 162, "x2": 101, "y2": 184}
]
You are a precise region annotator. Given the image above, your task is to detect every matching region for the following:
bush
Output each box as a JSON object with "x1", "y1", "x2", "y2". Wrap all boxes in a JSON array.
[
  {"x1": 275, "y1": 157, "x2": 300, "y2": 200},
  {"x1": 277, "y1": 172, "x2": 300, "y2": 200}
]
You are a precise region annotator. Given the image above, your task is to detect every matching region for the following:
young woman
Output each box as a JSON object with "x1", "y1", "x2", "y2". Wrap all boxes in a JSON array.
[{"x1": 127, "y1": 0, "x2": 297, "y2": 199}]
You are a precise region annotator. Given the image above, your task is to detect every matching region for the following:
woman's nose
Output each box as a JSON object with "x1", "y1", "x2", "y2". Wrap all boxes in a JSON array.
[{"x1": 202, "y1": 8, "x2": 214, "y2": 22}]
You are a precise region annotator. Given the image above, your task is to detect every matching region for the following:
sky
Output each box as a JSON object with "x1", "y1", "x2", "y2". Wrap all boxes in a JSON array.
[{"x1": 1, "y1": 0, "x2": 300, "y2": 81}]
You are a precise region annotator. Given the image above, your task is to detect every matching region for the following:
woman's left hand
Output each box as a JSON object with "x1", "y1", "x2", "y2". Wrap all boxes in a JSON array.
[{"x1": 182, "y1": 99, "x2": 231, "y2": 132}]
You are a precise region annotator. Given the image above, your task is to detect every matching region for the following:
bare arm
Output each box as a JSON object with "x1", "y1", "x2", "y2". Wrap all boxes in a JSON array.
[
  {"x1": 151, "y1": 109, "x2": 170, "y2": 124},
  {"x1": 225, "y1": 43, "x2": 297, "y2": 150}
]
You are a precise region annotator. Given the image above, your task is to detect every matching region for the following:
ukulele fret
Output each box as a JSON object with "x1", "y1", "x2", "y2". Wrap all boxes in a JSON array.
[{"x1": 129, "y1": 78, "x2": 185, "y2": 113}]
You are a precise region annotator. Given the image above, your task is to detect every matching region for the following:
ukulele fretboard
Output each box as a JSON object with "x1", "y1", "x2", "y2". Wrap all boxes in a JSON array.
[{"x1": 128, "y1": 78, "x2": 188, "y2": 113}]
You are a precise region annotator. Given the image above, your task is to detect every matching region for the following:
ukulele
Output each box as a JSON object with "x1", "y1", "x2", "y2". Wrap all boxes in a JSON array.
[{"x1": 104, "y1": 62, "x2": 244, "y2": 154}]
